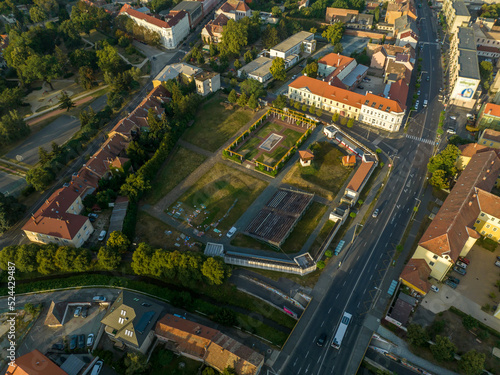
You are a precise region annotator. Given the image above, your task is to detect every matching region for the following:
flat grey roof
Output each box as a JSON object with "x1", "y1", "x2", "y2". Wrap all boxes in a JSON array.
[
  {"x1": 458, "y1": 49, "x2": 480, "y2": 80},
  {"x1": 172, "y1": 0, "x2": 202, "y2": 12},
  {"x1": 249, "y1": 59, "x2": 273, "y2": 78},
  {"x1": 271, "y1": 31, "x2": 313, "y2": 53},
  {"x1": 239, "y1": 56, "x2": 272, "y2": 75},
  {"x1": 342, "y1": 64, "x2": 368, "y2": 87},
  {"x1": 457, "y1": 26, "x2": 476, "y2": 50},
  {"x1": 452, "y1": 0, "x2": 470, "y2": 17}
]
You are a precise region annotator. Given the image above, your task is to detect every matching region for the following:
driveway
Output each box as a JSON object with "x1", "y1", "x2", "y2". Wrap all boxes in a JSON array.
[
  {"x1": 340, "y1": 35, "x2": 371, "y2": 56},
  {"x1": 132, "y1": 42, "x2": 184, "y2": 77},
  {"x1": 5, "y1": 96, "x2": 108, "y2": 165}
]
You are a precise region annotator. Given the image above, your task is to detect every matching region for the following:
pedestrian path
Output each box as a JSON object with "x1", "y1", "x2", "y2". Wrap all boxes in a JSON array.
[{"x1": 405, "y1": 133, "x2": 437, "y2": 145}]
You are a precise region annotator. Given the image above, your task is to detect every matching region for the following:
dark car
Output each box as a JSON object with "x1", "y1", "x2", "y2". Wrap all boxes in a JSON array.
[
  {"x1": 78, "y1": 334, "x2": 85, "y2": 348},
  {"x1": 445, "y1": 279, "x2": 458, "y2": 289},
  {"x1": 70, "y1": 335, "x2": 77, "y2": 350},
  {"x1": 52, "y1": 342, "x2": 64, "y2": 351},
  {"x1": 357, "y1": 85, "x2": 364, "y2": 89},
  {"x1": 496, "y1": 256, "x2": 500, "y2": 262},
  {"x1": 317, "y1": 333, "x2": 327, "y2": 346},
  {"x1": 453, "y1": 266, "x2": 466, "y2": 276},
  {"x1": 81, "y1": 306, "x2": 88, "y2": 318},
  {"x1": 458, "y1": 256, "x2": 470, "y2": 265},
  {"x1": 448, "y1": 276, "x2": 460, "y2": 284},
  {"x1": 426, "y1": 76, "x2": 430, "y2": 82}
]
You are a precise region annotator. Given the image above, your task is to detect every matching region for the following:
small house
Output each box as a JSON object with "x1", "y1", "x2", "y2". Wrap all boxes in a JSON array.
[
  {"x1": 342, "y1": 154, "x2": 356, "y2": 167},
  {"x1": 299, "y1": 150, "x2": 314, "y2": 167}
]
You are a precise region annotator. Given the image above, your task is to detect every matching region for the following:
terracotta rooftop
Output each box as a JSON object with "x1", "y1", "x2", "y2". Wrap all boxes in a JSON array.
[
  {"x1": 219, "y1": 0, "x2": 250, "y2": 13},
  {"x1": 477, "y1": 188, "x2": 500, "y2": 218},
  {"x1": 477, "y1": 45, "x2": 500, "y2": 53},
  {"x1": 84, "y1": 134, "x2": 128, "y2": 178},
  {"x1": 347, "y1": 161, "x2": 375, "y2": 192},
  {"x1": 481, "y1": 129, "x2": 500, "y2": 143},
  {"x1": 418, "y1": 150, "x2": 500, "y2": 259},
  {"x1": 400, "y1": 259, "x2": 431, "y2": 294},
  {"x1": 326, "y1": 7, "x2": 359, "y2": 17},
  {"x1": 342, "y1": 154, "x2": 356, "y2": 165},
  {"x1": 44, "y1": 301, "x2": 66, "y2": 326},
  {"x1": 388, "y1": 78, "x2": 409, "y2": 109},
  {"x1": 483, "y1": 103, "x2": 500, "y2": 118},
  {"x1": 120, "y1": 4, "x2": 187, "y2": 28},
  {"x1": 319, "y1": 53, "x2": 355, "y2": 69},
  {"x1": 6, "y1": 350, "x2": 68, "y2": 375},
  {"x1": 299, "y1": 150, "x2": 314, "y2": 160},
  {"x1": 399, "y1": 30, "x2": 418, "y2": 40},
  {"x1": 458, "y1": 143, "x2": 491, "y2": 157}
]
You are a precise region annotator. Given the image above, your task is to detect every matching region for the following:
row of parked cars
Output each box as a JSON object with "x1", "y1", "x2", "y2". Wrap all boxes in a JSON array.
[
  {"x1": 446, "y1": 256, "x2": 470, "y2": 289},
  {"x1": 69, "y1": 334, "x2": 94, "y2": 350}
]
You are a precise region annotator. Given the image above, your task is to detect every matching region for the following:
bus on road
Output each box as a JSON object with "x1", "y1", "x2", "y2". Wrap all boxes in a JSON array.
[{"x1": 331, "y1": 312, "x2": 352, "y2": 349}]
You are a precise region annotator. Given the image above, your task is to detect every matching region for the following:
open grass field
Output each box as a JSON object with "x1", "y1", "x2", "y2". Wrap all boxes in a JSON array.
[
  {"x1": 182, "y1": 94, "x2": 253, "y2": 152},
  {"x1": 171, "y1": 163, "x2": 268, "y2": 232},
  {"x1": 135, "y1": 211, "x2": 202, "y2": 252},
  {"x1": 237, "y1": 121, "x2": 304, "y2": 166},
  {"x1": 145, "y1": 146, "x2": 206, "y2": 205},
  {"x1": 281, "y1": 201, "x2": 328, "y2": 253},
  {"x1": 283, "y1": 142, "x2": 353, "y2": 200}
]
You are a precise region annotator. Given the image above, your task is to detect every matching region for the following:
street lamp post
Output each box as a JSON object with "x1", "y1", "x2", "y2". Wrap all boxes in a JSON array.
[{"x1": 351, "y1": 223, "x2": 363, "y2": 244}]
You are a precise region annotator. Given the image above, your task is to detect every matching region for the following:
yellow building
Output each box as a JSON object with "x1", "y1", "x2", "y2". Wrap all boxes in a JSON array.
[
  {"x1": 402, "y1": 150, "x2": 500, "y2": 284},
  {"x1": 478, "y1": 128, "x2": 500, "y2": 149}
]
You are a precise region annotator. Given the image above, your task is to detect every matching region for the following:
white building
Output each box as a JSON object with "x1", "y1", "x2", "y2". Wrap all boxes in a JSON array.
[
  {"x1": 318, "y1": 53, "x2": 357, "y2": 80},
  {"x1": 238, "y1": 56, "x2": 273, "y2": 83},
  {"x1": 194, "y1": 71, "x2": 221, "y2": 96},
  {"x1": 119, "y1": 4, "x2": 190, "y2": 49},
  {"x1": 270, "y1": 31, "x2": 316, "y2": 59},
  {"x1": 215, "y1": 0, "x2": 251, "y2": 21},
  {"x1": 288, "y1": 76, "x2": 405, "y2": 132}
]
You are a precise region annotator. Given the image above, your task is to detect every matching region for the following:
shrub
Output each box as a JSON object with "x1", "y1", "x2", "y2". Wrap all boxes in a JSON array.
[
  {"x1": 316, "y1": 260, "x2": 325, "y2": 269},
  {"x1": 462, "y1": 315, "x2": 478, "y2": 330},
  {"x1": 325, "y1": 250, "x2": 333, "y2": 258}
]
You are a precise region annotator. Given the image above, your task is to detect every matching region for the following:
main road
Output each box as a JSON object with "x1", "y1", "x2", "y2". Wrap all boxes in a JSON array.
[{"x1": 269, "y1": 3, "x2": 444, "y2": 374}]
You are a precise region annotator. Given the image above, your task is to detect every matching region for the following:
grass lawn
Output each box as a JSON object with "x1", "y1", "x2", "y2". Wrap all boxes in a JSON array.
[
  {"x1": 476, "y1": 237, "x2": 499, "y2": 252},
  {"x1": 283, "y1": 141, "x2": 353, "y2": 200},
  {"x1": 231, "y1": 233, "x2": 274, "y2": 251},
  {"x1": 182, "y1": 94, "x2": 253, "y2": 152},
  {"x1": 173, "y1": 163, "x2": 268, "y2": 232},
  {"x1": 150, "y1": 345, "x2": 202, "y2": 375},
  {"x1": 135, "y1": 211, "x2": 202, "y2": 252},
  {"x1": 145, "y1": 146, "x2": 206, "y2": 205},
  {"x1": 255, "y1": 121, "x2": 283, "y2": 138},
  {"x1": 281, "y1": 201, "x2": 328, "y2": 253},
  {"x1": 117, "y1": 45, "x2": 145, "y2": 65},
  {"x1": 84, "y1": 30, "x2": 108, "y2": 44},
  {"x1": 240, "y1": 266, "x2": 322, "y2": 289}
]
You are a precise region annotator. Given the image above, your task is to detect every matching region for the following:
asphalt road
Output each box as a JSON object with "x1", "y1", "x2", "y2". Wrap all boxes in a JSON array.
[
  {"x1": 269, "y1": 4, "x2": 443, "y2": 375},
  {"x1": 365, "y1": 348, "x2": 421, "y2": 375}
]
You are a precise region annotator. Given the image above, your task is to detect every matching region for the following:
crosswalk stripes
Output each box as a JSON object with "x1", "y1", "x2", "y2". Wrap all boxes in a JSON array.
[{"x1": 405, "y1": 133, "x2": 438, "y2": 145}]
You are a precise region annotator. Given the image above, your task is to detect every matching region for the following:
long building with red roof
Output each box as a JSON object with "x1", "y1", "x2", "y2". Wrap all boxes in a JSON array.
[
  {"x1": 119, "y1": 4, "x2": 189, "y2": 48},
  {"x1": 287, "y1": 76, "x2": 405, "y2": 132}
]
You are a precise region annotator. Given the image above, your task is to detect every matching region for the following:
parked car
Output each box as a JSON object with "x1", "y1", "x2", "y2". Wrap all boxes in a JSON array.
[
  {"x1": 317, "y1": 333, "x2": 327, "y2": 346},
  {"x1": 431, "y1": 285, "x2": 439, "y2": 293},
  {"x1": 357, "y1": 85, "x2": 364, "y2": 90},
  {"x1": 423, "y1": 99, "x2": 428, "y2": 107},
  {"x1": 93, "y1": 295, "x2": 107, "y2": 302},
  {"x1": 227, "y1": 227, "x2": 237, "y2": 238},
  {"x1": 98, "y1": 230, "x2": 107, "y2": 241},
  {"x1": 78, "y1": 334, "x2": 85, "y2": 348},
  {"x1": 51, "y1": 342, "x2": 64, "y2": 351},
  {"x1": 449, "y1": 115, "x2": 457, "y2": 120},
  {"x1": 74, "y1": 306, "x2": 82, "y2": 317},
  {"x1": 417, "y1": 90, "x2": 421, "y2": 96},
  {"x1": 81, "y1": 306, "x2": 88, "y2": 318},
  {"x1": 372, "y1": 209, "x2": 379, "y2": 218},
  {"x1": 88, "y1": 213, "x2": 98, "y2": 219},
  {"x1": 495, "y1": 261, "x2": 500, "y2": 268},
  {"x1": 458, "y1": 256, "x2": 470, "y2": 265},
  {"x1": 448, "y1": 276, "x2": 460, "y2": 284},
  {"x1": 414, "y1": 101, "x2": 419, "y2": 110},
  {"x1": 496, "y1": 256, "x2": 500, "y2": 262},
  {"x1": 445, "y1": 279, "x2": 458, "y2": 289},
  {"x1": 426, "y1": 76, "x2": 430, "y2": 82},
  {"x1": 87, "y1": 334, "x2": 94, "y2": 347},
  {"x1": 453, "y1": 266, "x2": 466, "y2": 275},
  {"x1": 91, "y1": 361, "x2": 103, "y2": 375},
  {"x1": 456, "y1": 260, "x2": 467, "y2": 269},
  {"x1": 447, "y1": 127, "x2": 456, "y2": 134},
  {"x1": 70, "y1": 335, "x2": 77, "y2": 350}
]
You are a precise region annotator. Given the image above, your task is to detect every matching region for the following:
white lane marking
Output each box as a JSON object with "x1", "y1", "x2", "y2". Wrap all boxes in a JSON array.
[
  {"x1": 321, "y1": 321, "x2": 325, "y2": 327},
  {"x1": 305, "y1": 351, "x2": 309, "y2": 358},
  {"x1": 328, "y1": 307, "x2": 332, "y2": 314}
]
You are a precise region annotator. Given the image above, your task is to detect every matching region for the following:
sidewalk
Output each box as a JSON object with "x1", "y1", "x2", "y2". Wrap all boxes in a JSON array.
[{"x1": 376, "y1": 326, "x2": 460, "y2": 375}]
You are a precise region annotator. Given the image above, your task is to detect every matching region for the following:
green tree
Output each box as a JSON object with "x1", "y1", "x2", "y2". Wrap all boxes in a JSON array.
[
  {"x1": 222, "y1": 367, "x2": 237, "y2": 375},
  {"x1": 332, "y1": 112, "x2": 340, "y2": 122},
  {"x1": 15, "y1": 244, "x2": 38, "y2": 272},
  {"x1": 322, "y1": 23, "x2": 345, "y2": 45},
  {"x1": 120, "y1": 173, "x2": 151, "y2": 201},
  {"x1": 36, "y1": 245, "x2": 58, "y2": 274},
  {"x1": 462, "y1": 315, "x2": 478, "y2": 330},
  {"x1": 309, "y1": 105, "x2": 316, "y2": 114},
  {"x1": 237, "y1": 92, "x2": 248, "y2": 106},
  {"x1": 407, "y1": 324, "x2": 429, "y2": 347},
  {"x1": 228, "y1": 89, "x2": 238, "y2": 104},
  {"x1": 301, "y1": 104, "x2": 308, "y2": 112},
  {"x1": 459, "y1": 350, "x2": 485, "y2": 375},
  {"x1": 316, "y1": 260, "x2": 325, "y2": 269},
  {"x1": 270, "y1": 57, "x2": 286, "y2": 80},
  {"x1": 273, "y1": 94, "x2": 287, "y2": 109},
  {"x1": 221, "y1": 19, "x2": 248, "y2": 55},
  {"x1": 0, "y1": 193, "x2": 25, "y2": 232},
  {"x1": 325, "y1": 250, "x2": 333, "y2": 258},
  {"x1": 316, "y1": 108, "x2": 323, "y2": 117},
  {"x1": 429, "y1": 169, "x2": 448, "y2": 189},
  {"x1": 427, "y1": 144, "x2": 460, "y2": 176},
  {"x1": 247, "y1": 94, "x2": 258, "y2": 110},
  {"x1": 26, "y1": 166, "x2": 54, "y2": 191},
  {"x1": 124, "y1": 352, "x2": 149, "y2": 375},
  {"x1": 96, "y1": 43, "x2": 123, "y2": 76},
  {"x1": 58, "y1": 92, "x2": 75, "y2": 111},
  {"x1": 347, "y1": 118, "x2": 354, "y2": 128},
  {"x1": 201, "y1": 257, "x2": 226, "y2": 285},
  {"x1": 106, "y1": 231, "x2": 130, "y2": 253},
  {"x1": 262, "y1": 25, "x2": 280, "y2": 49},
  {"x1": 303, "y1": 61, "x2": 318, "y2": 78},
  {"x1": 430, "y1": 335, "x2": 457, "y2": 361},
  {"x1": 215, "y1": 308, "x2": 237, "y2": 325},
  {"x1": 240, "y1": 78, "x2": 266, "y2": 98},
  {"x1": 203, "y1": 368, "x2": 217, "y2": 375},
  {"x1": 333, "y1": 43, "x2": 343, "y2": 54},
  {"x1": 374, "y1": 6, "x2": 380, "y2": 22},
  {"x1": 54, "y1": 246, "x2": 78, "y2": 271},
  {"x1": 77, "y1": 66, "x2": 96, "y2": 90},
  {"x1": 30, "y1": 5, "x2": 48, "y2": 23},
  {"x1": 234, "y1": 59, "x2": 242, "y2": 69},
  {"x1": 271, "y1": 6, "x2": 282, "y2": 17},
  {"x1": 244, "y1": 49, "x2": 253, "y2": 63},
  {"x1": 97, "y1": 246, "x2": 122, "y2": 270},
  {"x1": 131, "y1": 243, "x2": 154, "y2": 275}
]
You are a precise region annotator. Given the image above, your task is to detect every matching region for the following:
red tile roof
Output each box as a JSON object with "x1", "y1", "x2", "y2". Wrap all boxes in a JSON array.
[
  {"x1": 399, "y1": 30, "x2": 418, "y2": 40},
  {"x1": 418, "y1": 150, "x2": 500, "y2": 259},
  {"x1": 342, "y1": 154, "x2": 356, "y2": 165},
  {"x1": 477, "y1": 45, "x2": 500, "y2": 54},
  {"x1": 400, "y1": 259, "x2": 432, "y2": 294},
  {"x1": 299, "y1": 150, "x2": 314, "y2": 160},
  {"x1": 483, "y1": 103, "x2": 500, "y2": 118},
  {"x1": 481, "y1": 129, "x2": 500, "y2": 143},
  {"x1": 319, "y1": 53, "x2": 355, "y2": 69},
  {"x1": 388, "y1": 78, "x2": 409, "y2": 109},
  {"x1": 477, "y1": 189, "x2": 500, "y2": 218},
  {"x1": 84, "y1": 134, "x2": 128, "y2": 178},
  {"x1": 347, "y1": 161, "x2": 375, "y2": 192},
  {"x1": 119, "y1": 4, "x2": 187, "y2": 28},
  {"x1": 6, "y1": 350, "x2": 68, "y2": 375},
  {"x1": 458, "y1": 143, "x2": 491, "y2": 157}
]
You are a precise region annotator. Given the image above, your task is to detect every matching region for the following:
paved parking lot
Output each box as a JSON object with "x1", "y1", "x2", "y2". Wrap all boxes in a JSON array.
[
  {"x1": 340, "y1": 35, "x2": 371, "y2": 56},
  {"x1": 353, "y1": 76, "x2": 385, "y2": 96},
  {"x1": 0, "y1": 171, "x2": 26, "y2": 196},
  {"x1": 18, "y1": 300, "x2": 109, "y2": 356},
  {"x1": 85, "y1": 209, "x2": 112, "y2": 247}
]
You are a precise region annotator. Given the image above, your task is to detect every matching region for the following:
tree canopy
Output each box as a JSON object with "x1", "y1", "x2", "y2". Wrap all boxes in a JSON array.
[
  {"x1": 427, "y1": 144, "x2": 460, "y2": 189},
  {"x1": 240, "y1": 79, "x2": 266, "y2": 98},
  {"x1": 0, "y1": 193, "x2": 25, "y2": 232},
  {"x1": 322, "y1": 22, "x2": 345, "y2": 45},
  {"x1": 270, "y1": 57, "x2": 286, "y2": 81},
  {"x1": 430, "y1": 335, "x2": 457, "y2": 361},
  {"x1": 459, "y1": 350, "x2": 486, "y2": 375},
  {"x1": 221, "y1": 19, "x2": 248, "y2": 55}
]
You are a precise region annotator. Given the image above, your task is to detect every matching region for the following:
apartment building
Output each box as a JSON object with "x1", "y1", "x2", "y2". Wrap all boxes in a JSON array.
[
  {"x1": 449, "y1": 26, "x2": 480, "y2": 108},
  {"x1": 370, "y1": 43, "x2": 415, "y2": 70},
  {"x1": 215, "y1": 0, "x2": 251, "y2": 21},
  {"x1": 270, "y1": 31, "x2": 316, "y2": 59},
  {"x1": 385, "y1": 0, "x2": 417, "y2": 25},
  {"x1": 318, "y1": 53, "x2": 357, "y2": 80},
  {"x1": 288, "y1": 76, "x2": 405, "y2": 132},
  {"x1": 194, "y1": 70, "x2": 221, "y2": 96},
  {"x1": 201, "y1": 13, "x2": 228, "y2": 43},
  {"x1": 119, "y1": 4, "x2": 190, "y2": 48},
  {"x1": 325, "y1": 7, "x2": 373, "y2": 30},
  {"x1": 472, "y1": 18, "x2": 500, "y2": 60},
  {"x1": 171, "y1": 1, "x2": 203, "y2": 28},
  {"x1": 477, "y1": 103, "x2": 500, "y2": 131},
  {"x1": 407, "y1": 150, "x2": 500, "y2": 283},
  {"x1": 478, "y1": 129, "x2": 500, "y2": 149},
  {"x1": 443, "y1": 0, "x2": 470, "y2": 34}
]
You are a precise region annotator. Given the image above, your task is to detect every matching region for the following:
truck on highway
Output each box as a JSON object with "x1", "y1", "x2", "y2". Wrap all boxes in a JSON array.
[{"x1": 331, "y1": 312, "x2": 352, "y2": 349}]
